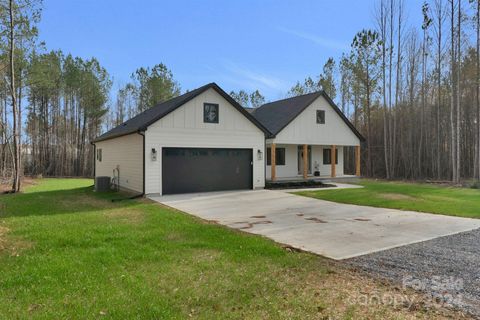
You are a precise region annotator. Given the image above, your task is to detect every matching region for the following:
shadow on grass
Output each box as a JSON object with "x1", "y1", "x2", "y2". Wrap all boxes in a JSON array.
[{"x1": 0, "y1": 186, "x2": 137, "y2": 218}]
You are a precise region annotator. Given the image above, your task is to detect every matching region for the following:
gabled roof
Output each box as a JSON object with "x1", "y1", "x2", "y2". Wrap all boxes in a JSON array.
[
  {"x1": 252, "y1": 91, "x2": 365, "y2": 141},
  {"x1": 93, "y1": 83, "x2": 271, "y2": 143}
]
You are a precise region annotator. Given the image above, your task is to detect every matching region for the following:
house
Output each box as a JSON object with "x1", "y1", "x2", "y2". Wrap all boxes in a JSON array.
[
  {"x1": 92, "y1": 83, "x2": 364, "y2": 196},
  {"x1": 252, "y1": 92, "x2": 364, "y2": 181}
]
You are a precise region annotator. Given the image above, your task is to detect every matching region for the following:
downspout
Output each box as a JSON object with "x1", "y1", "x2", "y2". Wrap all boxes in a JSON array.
[
  {"x1": 138, "y1": 131, "x2": 146, "y2": 197},
  {"x1": 264, "y1": 138, "x2": 267, "y2": 188},
  {"x1": 91, "y1": 141, "x2": 96, "y2": 178}
]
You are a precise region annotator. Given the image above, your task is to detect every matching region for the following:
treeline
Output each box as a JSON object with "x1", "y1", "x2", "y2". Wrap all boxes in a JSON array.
[
  {"x1": 25, "y1": 52, "x2": 110, "y2": 177},
  {"x1": 104, "y1": 64, "x2": 180, "y2": 131},
  {"x1": 3, "y1": 0, "x2": 480, "y2": 191},
  {"x1": 0, "y1": 50, "x2": 111, "y2": 179},
  {"x1": 281, "y1": 0, "x2": 480, "y2": 182},
  {"x1": 0, "y1": 0, "x2": 182, "y2": 191},
  {"x1": 0, "y1": 0, "x2": 113, "y2": 182}
]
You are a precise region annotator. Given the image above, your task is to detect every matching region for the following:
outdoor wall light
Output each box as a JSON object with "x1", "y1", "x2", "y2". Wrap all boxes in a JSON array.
[
  {"x1": 257, "y1": 149, "x2": 263, "y2": 161},
  {"x1": 151, "y1": 148, "x2": 157, "y2": 161}
]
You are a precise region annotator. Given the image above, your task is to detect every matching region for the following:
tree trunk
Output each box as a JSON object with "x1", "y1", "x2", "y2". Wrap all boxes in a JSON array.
[{"x1": 9, "y1": 0, "x2": 21, "y2": 192}]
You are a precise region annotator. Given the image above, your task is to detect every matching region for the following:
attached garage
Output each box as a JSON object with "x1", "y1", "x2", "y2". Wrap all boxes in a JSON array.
[
  {"x1": 162, "y1": 148, "x2": 253, "y2": 195},
  {"x1": 93, "y1": 83, "x2": 269, "y2": 196}
]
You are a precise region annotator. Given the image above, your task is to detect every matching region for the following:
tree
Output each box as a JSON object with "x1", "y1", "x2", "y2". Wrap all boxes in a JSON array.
[
  {"x1": 472, "y1": 0, "x2": 480, "y2": 180},
  {"x1": 0, "y1": 0, "x2": 41, "y2": 192},
  {"x1": 319, "y1": 57, "x2": 337, "y2": 99},
  {"x1": 287, "y1": 77, "x2": 319, "y2": 97},
  {"x1": 230, "y1": 89, "x2": 265, "y2": 108},
  {"x1": 229, "y1": 90, "x2": 249, "y2": 106},
  {"x1": 131, "y1": 63, "x2": 180, "y2": 113},
  {"x1": 419, "y1": 1, "x2": 432, "y2": 177},
  {"x1": 376, "y1": 0, "x2": 391, "y2": 178},
  {"x1": 249, "y1": 90, "x2": 265, "y2": 108},
  {"x1": 433, "y1": 0, "x2": 446, "y2": 179},
  {"x1": 350, "y1": 29, "x2": 382, "y2": 176}
]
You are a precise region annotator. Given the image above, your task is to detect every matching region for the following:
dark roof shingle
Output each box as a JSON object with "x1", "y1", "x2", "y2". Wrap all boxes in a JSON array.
[
  {"x1": 252, "y1": 92, "x2": 321, "y2": 136},
  {"x1": 252, "y1": 91, "x2": 365, "y2": 141},
  {"x1": 93, "y1": 83, "x2": 271, "y2": 142}
]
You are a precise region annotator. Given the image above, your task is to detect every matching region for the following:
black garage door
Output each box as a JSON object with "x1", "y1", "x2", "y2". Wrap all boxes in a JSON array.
[{"x1": 162, "y1": 148, "x2": 253, "y2": 195}]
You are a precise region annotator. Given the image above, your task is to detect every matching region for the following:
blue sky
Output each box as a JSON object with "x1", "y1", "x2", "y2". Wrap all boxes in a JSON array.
[{"x1": 38, "y1": 0, "x2": 422, "y2": 101}]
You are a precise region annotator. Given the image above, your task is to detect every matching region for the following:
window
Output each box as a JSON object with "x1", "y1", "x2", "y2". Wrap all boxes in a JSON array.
[
  {"x1": 204, "y1": 103, "x2": 219, "y2": 123},
  {"x1": 267, "y1": 148, "x2": 286, "y2": 166},
  {"x1": 316, "y1": 110, "x2": 325, "y2": 124},
  {"x1": 323, "y1": 148, "x2": 338, "y2": 165},
  {"x1": 97, "y1": 148, "x2": 102, "y2": 162}
]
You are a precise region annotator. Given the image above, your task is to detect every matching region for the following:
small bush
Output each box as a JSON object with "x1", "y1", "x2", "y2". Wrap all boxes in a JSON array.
[{"x1": 470, "y1": 181, "x2": 480, "y2": 189}]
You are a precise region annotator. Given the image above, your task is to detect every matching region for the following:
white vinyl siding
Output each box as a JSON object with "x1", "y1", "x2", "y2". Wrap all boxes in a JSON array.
[
  {"x1": 94, "y1": 133, "x2": 143, "y2": 193},
  {"x1": 145, "y1": 88, "x2": 265, "y2": 195},
  {"x1": 313, "y1": 145, "x2": 344, "y2": 177},
  {"x1": 265, "y1": 145, "x2": 343, "y2": 179},
  {"x1": 272, "y1": 95, "x2": 360, "y2": 146}
]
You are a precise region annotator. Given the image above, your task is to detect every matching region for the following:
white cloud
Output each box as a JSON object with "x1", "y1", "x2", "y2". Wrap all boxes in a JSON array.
[
  {"x1": 277, "y1": 26, "x2": 350, "y2": 52},
  {"x1": 221, "y1": 60, "x2": 289, "y2": 92}
]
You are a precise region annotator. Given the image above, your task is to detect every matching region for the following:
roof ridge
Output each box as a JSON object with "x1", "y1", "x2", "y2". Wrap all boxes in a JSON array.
[
  {"x1": 258, "y1": 91, "x2": 322, "y2": 109},
  {"x1": 93, "y1": 82, "x2": 271, "y2": 143}
]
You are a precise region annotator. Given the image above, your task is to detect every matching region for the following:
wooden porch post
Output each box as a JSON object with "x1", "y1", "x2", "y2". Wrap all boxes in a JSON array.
[
  {"x1": 355, "y1": 145, "x2": 361, "y2": 176},
  {"x1": 303, "y1": 144, "x2": 308, "y2": 179},
  {"x1": 271, "y1": 143, "x2": 276, "y2": 181},
  {"x1": 331, "y1": 145, "x2": 336, "y2": 178}
]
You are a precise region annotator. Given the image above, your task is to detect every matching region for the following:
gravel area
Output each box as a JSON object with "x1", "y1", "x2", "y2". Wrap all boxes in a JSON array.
[{"x1": 347, "y1": 228, "x2": 480, "y2": 318}]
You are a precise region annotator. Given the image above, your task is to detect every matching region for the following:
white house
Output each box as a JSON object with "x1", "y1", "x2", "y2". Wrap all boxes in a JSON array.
[
  {"x1": 92, "y1": 83, "x2": 364, "y2": 196},
  {"x1": 251, "y1": 91, "x2": 363, "y2": 181}
]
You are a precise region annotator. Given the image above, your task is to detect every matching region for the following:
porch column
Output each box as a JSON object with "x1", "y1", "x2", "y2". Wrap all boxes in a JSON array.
[
  {"x1": 271, "y1": 143, "x2": 276, "y2": 181},
  {"x1": 303, "y1": 144, "x2": 308, "y2": 179},
  {"x1": 355, "y1": 145, "x2": 361, "y2": 176},
  {"x1": 331, "y1": 145, "x2": 336, "y2": 178}
]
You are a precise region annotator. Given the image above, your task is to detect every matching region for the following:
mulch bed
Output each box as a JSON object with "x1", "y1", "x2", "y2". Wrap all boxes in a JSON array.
[{"x1": 265, "y1": 180, "x2": 336, "y2": 190}]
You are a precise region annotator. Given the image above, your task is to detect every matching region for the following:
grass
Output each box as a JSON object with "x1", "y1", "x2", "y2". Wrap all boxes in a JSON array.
[
  {"x1": 296, "y1": 179, "x2": 480, "y2": 218},
  {"x1": 0, "y1": 179, "x2": 463, "y2": 319}
]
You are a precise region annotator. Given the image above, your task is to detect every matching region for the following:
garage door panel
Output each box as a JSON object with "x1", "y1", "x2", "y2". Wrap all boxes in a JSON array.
[{"x1": 162, "y1": 147, "x2": 253, "y2": 194}]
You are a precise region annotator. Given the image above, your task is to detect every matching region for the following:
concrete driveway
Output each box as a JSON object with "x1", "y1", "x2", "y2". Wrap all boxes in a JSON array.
[{"x1": 149, "y1": 189, "x2": 480, "y2": 260}]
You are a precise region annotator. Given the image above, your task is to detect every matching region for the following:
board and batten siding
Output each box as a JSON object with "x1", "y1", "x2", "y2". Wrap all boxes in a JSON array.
[
  {"x1": 94, "y1": 133, "x2": 143, "y2": 193},
  {"x1": 145, "y1": 88, "x2": 265, "y2": 195},
  {"x1": 271, "y1": 95, "x2": 360, "y2": 146}
]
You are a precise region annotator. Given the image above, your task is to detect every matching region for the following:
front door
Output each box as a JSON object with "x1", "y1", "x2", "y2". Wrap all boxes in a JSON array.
[{"x1": 297, "y1": 145, "x2": 311, "y2": 175}]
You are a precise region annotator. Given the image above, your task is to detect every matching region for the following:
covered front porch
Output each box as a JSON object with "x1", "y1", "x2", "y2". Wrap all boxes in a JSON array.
[{"x1": 266, "y1": 143, "x2": 361, "y2": 182}]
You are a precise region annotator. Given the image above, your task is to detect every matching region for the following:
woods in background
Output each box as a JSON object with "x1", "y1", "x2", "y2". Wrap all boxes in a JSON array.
[
  {"x1": 285, "y1": 0, "x2": 480, "y2": 183},
  {"x1": 2, "y1": 0, "x2": 480, "y2": 191},
  {"x1": 0, "y1": 0, "x2": 181, "y2": 191}
]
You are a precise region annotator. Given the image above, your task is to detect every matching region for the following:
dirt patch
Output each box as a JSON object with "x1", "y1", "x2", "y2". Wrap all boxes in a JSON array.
[
  {"x1": 250, "y1": 215, "x2": 266, "y2": 218},
  {"x1": 190, "y1": 248, "x2": 223, "y2": 262},
  {"x1": 354, "y1": 218, "x2": 372, "y2": 222},
  {"x1": 380, "y1": 193, "x2": 417, "y2": 201},
  {"x1": 105, "y1": 208, "x2": 145, "y2": 224},
  {"x1": 0, "y1": 225, "x2": 9, "y2": 251},
  {"x1": 274, "y1": 259, "x2": 471, "y2": 320},
  {"x1": 0, "y1": 177, "x2": 37, "y2": 193},
  {"x1": 305, "y1": 217, "x2": 328, "y2": 223},
  {"x1": 312, "y1": 262, "x2": 469, "y2": 319},
  {"x1": 0, "y1": 224, "x2": 33, "y2": 256}
]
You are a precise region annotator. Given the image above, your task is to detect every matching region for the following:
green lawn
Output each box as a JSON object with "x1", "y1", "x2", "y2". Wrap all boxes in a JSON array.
[
  {"x1": 0, "y1": 179, "x2": 456, "y2": 319},
  {"x1": 296, "y1": 180, "x2": 480, "y2": 218}
]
